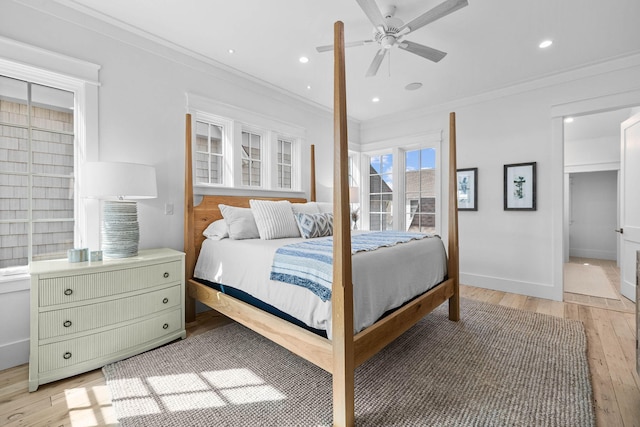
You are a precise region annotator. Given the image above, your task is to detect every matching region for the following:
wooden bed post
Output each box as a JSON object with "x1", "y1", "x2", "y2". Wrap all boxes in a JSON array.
[
  {"x1": 310, "y1": 144, "x2": 317, "y2": 202},
  {"x1": 184, "y1": 113, "x2": 196, "y2": 323},
  {"x1": 448, "y1": 112, "x2": 460, "y2": 321},
  {"x1": 332, "y1": 21, "x2": 355, "y2": 427}
]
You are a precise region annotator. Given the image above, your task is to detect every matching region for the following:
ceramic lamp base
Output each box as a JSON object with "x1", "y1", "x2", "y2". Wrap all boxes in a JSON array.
[{"x1": 101, "y1": 200, "x2": 140, "y2": 258}]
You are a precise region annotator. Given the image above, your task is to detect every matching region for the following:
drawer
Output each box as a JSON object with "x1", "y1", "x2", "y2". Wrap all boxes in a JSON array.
[
  {"x1": 39, "y1": 285, "x2": 182, "y2": 340},
  {"x1": 39, "y1": 260, "x2": 181, "y2": 306},
  {"x1": 38, "y1": 308, "x2": 182, "y2": 373}
]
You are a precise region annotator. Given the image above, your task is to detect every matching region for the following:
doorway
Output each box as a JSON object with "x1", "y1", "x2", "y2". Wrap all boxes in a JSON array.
[{"x1": 563, "y1": 108, "x2": 635, "y2": 309}]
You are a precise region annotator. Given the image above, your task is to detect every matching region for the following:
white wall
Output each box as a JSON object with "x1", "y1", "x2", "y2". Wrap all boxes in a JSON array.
[
  {"x1": 0, "y1": 277, "x2": 29, "y2": 371},
  {"x1": 360, "y1": 55, "x2": 640, "y2": 301},
  {"x1": 565, "y1": 136, "x2": 620, "y2": 170},
  {"x1": 568, "y1": 171, "x2": 618, "y2": 260},
  {"x1": 0, "y1": 1, "x2": 359, "y2": 369}
]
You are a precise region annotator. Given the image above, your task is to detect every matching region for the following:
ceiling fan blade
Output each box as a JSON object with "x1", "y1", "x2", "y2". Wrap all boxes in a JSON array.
[
  {"x1": 366, "y1": 49, "x2": 387, "y2": 77},
  {"x1": 398, "y1": 40, "x2": 447, "y2": 62},
  {"x1": 399, "y1": 0, "x2": 468, "y2": 34},
  {"x1": 356, "y1": 0, "x2": 386, "y2": 30},
  {"x1": 316, "y1": 40, "x2": 374, "y2": 53}
]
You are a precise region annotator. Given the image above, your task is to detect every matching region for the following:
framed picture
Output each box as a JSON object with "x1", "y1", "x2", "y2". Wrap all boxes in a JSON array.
[
  {"x1": 457, "y1": 168, "x2": 477, "y2": 211},
  {"x1": 504, "y1": 162, "x2": 536, "y2": 211}
]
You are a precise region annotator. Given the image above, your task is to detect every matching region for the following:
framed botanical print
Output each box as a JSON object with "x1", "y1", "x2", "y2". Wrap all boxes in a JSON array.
[
  {"x1": 504, "y1": 162, "x2": 536, "y2": 211},
  {"x1": 457, "y1": 168, "x2": 477, "y2": 211}
]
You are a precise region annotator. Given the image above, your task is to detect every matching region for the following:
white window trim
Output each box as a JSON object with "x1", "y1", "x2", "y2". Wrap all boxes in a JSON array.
[
  {"x1": 186, "y1": 93, "x2": 305, "y2": 194},
  {"x1": 238, "y1": 125, "x2": 266, "y2": 188},
  {"x1": 193, "y1": 111, "x2": 233, "y2": 187},
  {"x1": 0, "y1": 36, "x2": 100, "y2": 269},
  {"x1": 359, "y1": 131, "x2": 442, "y2": 233},
  {"x1": 274, "y1": 134, "x2": 300, "y2": 191}
]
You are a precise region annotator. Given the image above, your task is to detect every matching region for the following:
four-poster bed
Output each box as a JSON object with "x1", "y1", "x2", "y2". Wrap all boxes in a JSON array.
[{"x1": 183, "y1": 21, "x2": 459, "y2": 427}]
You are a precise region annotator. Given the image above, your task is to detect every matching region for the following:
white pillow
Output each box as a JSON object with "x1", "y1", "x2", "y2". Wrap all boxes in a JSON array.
[
  {"x1": 317, "y1": 202, "x2": 333, "y2": 214},
  {"x1": 218, "y1": 204, "x2": 260, "y2": 240},
  {"x1": 291, "y1": 202, "x2": 320, "y2": 215},
  {"x1": 202, "y1": 219, "x2": 229, "y2": 240},
  {"x1": 249, "y1": 199, "x2": 301, "y2": 240}
]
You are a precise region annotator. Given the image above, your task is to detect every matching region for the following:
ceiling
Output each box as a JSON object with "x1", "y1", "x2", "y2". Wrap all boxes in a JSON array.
[
  {"x1": 564, "y1": 108, "x2": 634, "y2": 142},
  {"x1": 58, "y1": 0, "x2": 640, "y2": 122}
]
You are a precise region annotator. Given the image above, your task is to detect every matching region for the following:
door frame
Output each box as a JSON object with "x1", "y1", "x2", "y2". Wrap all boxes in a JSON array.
[{"x1": 551, "y1": 89, "x2": 640, "y2": 300}]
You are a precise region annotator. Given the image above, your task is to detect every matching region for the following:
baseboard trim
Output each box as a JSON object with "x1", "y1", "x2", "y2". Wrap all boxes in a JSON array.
[
  {"x1": 460, "y1": 273, "x2": 561, "y2": 301},
  {"x1": 569, "y1": 248, "x2": 616, "y2": 261},
  {"x1": 0, "y1": 338, "x2": 29, "y2": 371}
]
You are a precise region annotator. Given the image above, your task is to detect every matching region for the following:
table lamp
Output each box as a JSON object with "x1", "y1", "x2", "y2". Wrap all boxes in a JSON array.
[
  {"x1": 81, "y1": 162, "x2": 157, "y2": 258},
  {"x1": 349, "y1": 186, "x2": 360, "y2": 230}
]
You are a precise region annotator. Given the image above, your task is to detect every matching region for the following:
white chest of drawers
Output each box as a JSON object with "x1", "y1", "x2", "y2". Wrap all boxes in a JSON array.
[{"x1": 29, "y1": 248, "x2": 186, "y2": 392}]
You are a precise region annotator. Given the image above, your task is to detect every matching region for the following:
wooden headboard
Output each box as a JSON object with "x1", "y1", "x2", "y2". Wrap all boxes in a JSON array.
[{"x1": 191, "y1": 195, "x2": 306, "y2": 261}]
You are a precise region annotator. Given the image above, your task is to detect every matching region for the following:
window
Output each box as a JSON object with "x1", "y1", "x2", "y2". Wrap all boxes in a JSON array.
[
  {"x1": 0, "y1": 75, "x2": 75, "y2": 268},
  {"x1": 195, "y1": 121, "x2": 224, "y2": 185},
  {"x1": 368, "y1": 153, "x2": 393, "y2": 231},
  {"x1": 187, "y1": 93, "x2": 304, "y2": 192},
  {"x1": 361, "y1": 133, "x2": 441, "y2": 233},
  {"x1": 241, "y1": 130, "x2": 262, "y2": 186},
  {"x1": 405, "y1": 148, "x2": 437, "y2": 233},
  {"x1": 277, "y1": 138, "x2": 292, "y2": 189}
]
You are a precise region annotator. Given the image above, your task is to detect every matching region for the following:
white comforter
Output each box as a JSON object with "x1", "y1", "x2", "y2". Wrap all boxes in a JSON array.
[{"x1": 194, "y1": 233, "x2": 447, "y2": 338}]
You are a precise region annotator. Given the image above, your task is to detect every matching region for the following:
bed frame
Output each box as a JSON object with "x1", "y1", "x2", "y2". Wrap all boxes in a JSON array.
[{"x1": 183, "y1": 21, "x2": 459, "y2": 427}]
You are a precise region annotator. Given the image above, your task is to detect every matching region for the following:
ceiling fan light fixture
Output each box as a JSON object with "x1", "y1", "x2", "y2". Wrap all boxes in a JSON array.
[
  {"x1": 380, "y1": 35, "x2": 396, "y2": 49},
  {"x1": 405, "y1": 82, "x2": 423, "y2": 91},
  {"x1": 539, "y1": 40, "x2": 553, "y2": 49}
]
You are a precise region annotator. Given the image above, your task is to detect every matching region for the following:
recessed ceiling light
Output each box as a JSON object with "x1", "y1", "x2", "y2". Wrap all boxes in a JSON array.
[
  {"x1": 539, "y1": 40, "x2": 553, "y2": 49},
  {"x1": 372, "y1": 97, "x2": 380, "y2": 103},
  {"x1": 405, "y1": 82, "x2": 423, "y2": 91},
  {"x1": 299, "y1": 56, "x2": 309, "y2": 64},
  {"x1": 306, "y1": 85, "x2": 312, "y2": 90},
  {"x1": 228, "y1": 49, "x2": 235, "y2": 54},
  {"x1": 564, "y1": 117, "x2": 574, "y2": 123}
]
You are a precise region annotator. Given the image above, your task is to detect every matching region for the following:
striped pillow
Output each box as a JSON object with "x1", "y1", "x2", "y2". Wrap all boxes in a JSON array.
[
  {"x1": 295, "y1": 212, "x2": 333, "y2": 239},
  {"x1": 249, "y1": 200, "x2": 301, "y2": 240}
]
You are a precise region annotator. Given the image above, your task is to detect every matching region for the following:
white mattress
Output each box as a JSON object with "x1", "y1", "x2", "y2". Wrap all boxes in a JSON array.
[{"x1": 194, "y1": 233, "x2": 447, "y2": 338}]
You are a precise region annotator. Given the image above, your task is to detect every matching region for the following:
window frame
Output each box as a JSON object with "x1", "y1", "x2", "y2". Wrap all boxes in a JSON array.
[
  {"x1": 276, "y1": 136, "x2": 294, "y2": 190},
  {"x1": 239, "y1": 126, "x2": 264, "y2": 188},
  {"x1": 0, "y1": 37, "x2": 100, "y2": 274},
  {"x1": 194, "y1": 112, "x2": 233, "y2": 187},
  {"x1": 187, "y1": 94, "x2": 305, "y2": 194},
  {"x1": 359, "y1": 131, "x2": 442, "y2": 234}
]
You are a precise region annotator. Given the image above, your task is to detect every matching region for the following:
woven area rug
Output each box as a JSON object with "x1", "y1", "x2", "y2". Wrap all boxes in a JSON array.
[
  {"x1": 103, "y1": 299, "x2": 594, "y2": 426},
  {"x1": 564, "y1": 262, "x2": 619, "y2": 299}
]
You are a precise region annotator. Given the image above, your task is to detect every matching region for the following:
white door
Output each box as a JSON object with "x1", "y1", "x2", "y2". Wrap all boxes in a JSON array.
[{"x1": 619, "y1": 113, "x2": 640, "y2": 302}]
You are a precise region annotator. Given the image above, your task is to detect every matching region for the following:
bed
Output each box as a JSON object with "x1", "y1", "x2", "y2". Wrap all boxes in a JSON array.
[{"x1": 184, "y1": 22, "x2": 459, "y2": 427}]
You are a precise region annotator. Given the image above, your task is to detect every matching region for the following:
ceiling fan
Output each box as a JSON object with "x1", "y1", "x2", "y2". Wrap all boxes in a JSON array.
[{"x1": 316, "y1": 0, "x2": 469, "y2": 77}]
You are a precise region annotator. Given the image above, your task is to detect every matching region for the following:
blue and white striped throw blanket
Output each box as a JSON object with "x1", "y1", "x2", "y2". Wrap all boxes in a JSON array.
[{"x1": 269, "y1": 231, "x2": 430, "y2": 302}]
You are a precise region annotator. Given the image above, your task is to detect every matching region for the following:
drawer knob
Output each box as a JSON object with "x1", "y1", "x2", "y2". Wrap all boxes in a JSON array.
[
  {"x1": 163, "y1": 272, "x2": 170, "y2": 278},
  {"x1": 63, "y1": 320, "x2": 72, "y2": 328},
  {"x1": 163, "y1": 323, "x2": 169, "y2": 330},
  {"x1": 63, "y1": 352, "x2": 72, "y2": 360},
  {"x1": 63, "y1": 288, "x2": 73, "y2": 296},
  {"x1": 162, "y1": 297, "x2": 169, "y2": 304}
]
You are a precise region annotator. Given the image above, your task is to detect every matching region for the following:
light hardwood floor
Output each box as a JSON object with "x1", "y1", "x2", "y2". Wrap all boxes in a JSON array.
[{"x1": 1, "y1": 285, "x2": 638, "y2": 427}]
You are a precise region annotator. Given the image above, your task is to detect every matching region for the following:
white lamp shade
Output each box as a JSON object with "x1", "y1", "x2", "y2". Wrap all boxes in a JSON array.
[
  {"x1": 81, "y1": 162, "x2": 157, "y2": 200},
  {"x1": 349, "y1": 186, "x2": 360, "y2": 204}
]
